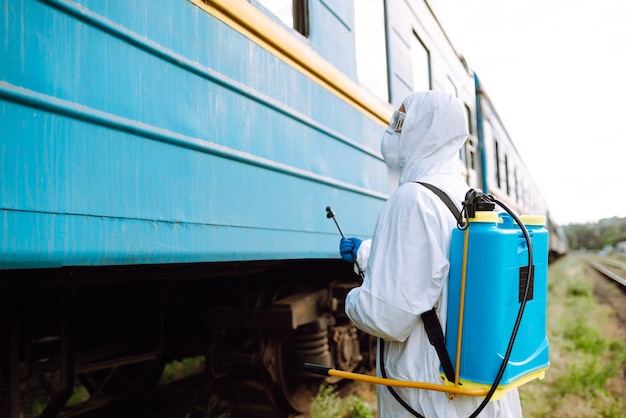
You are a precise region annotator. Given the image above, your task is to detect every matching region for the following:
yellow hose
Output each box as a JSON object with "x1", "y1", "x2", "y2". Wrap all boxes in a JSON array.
[
  {"x1": 455, "y1": 226, "x2": 470, "y2": 387},
  {"x1": 323, "y1": 367, "x2": 488, "y2": 396}
]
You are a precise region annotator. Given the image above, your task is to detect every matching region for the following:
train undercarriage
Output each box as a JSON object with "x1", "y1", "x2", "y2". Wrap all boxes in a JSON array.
[{"x1": 0, "y1": 260, "x2": 373, "y2": 417}]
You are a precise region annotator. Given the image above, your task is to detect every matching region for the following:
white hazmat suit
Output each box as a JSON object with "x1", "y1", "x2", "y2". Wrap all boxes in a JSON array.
[{"x1": 345, "y1": 91, "x2": 523, "y2": 417}]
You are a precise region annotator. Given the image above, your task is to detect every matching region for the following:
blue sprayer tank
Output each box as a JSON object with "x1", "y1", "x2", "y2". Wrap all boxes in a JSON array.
[{"x1": 445, "y1": 211, "x2": 549, "y2": 396}]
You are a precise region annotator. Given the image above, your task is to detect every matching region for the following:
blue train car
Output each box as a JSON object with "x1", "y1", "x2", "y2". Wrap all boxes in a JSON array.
[
  {"x1": 0, "y1": 0, "x2": 566, "y2": 416},
  {"x1": 0, "y1": 1, "x2": 395, "y2": 415},
  {"x1": 1, "y1": 0, "x2": 390, "y2": 269}
]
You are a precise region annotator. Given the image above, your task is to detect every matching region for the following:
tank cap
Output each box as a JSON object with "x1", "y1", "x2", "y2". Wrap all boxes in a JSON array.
[
  {"x1": 519, "y1": 215, "x2": 546, "y2": 226},
  {"x1": 469, "y1": 211, "x2": 500, "y2": 223}
]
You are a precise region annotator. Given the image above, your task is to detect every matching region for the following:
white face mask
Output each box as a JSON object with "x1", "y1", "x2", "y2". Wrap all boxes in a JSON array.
[{"x1": 381, "y1": 129, "x2": 402, "y2": 193}]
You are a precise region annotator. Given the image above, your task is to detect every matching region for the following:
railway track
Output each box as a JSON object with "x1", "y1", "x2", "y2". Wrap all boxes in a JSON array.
[
  {"x1": 586, "y1": 255, "x2": 626, "y2": 289},
  {"x1": 585, "y1": 253, "x2": 626, "y2": 332}
]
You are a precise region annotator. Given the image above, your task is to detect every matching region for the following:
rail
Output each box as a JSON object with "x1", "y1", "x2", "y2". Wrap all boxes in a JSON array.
[{"x1": 586, "y1": 255, "x2": 626, "y2": 288}]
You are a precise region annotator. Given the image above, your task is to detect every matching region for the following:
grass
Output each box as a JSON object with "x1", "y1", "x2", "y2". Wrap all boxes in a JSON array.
[
  {"x1": 516, "y1": 254, "x2": 626, "y2": 417},
  {"x1": 311, "y1": 254, "x2": 626, "y2": 417},
  {"x1": 310, "y1": 381, "x2": 376, "y2": 418},
  {"x1": 159, "y1": 356, "x2": 206, "y2": 385}
]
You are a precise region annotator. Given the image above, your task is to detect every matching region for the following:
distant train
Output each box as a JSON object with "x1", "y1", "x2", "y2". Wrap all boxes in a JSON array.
[{"x1": 0, "y1": 0, "x2": 568, "y2": 416}]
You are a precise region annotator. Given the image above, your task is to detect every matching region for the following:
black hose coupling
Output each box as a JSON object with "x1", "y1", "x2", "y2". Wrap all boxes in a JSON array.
[
  {"x1": 462, "y1": 189, "x2": 495, "y2": 220},
  {"x1": 303, "y1": 362, "x2": 331, "y2": 376}
]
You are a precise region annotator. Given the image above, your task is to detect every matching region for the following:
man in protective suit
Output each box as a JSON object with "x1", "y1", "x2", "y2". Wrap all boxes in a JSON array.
[{"x1": 341, "y1": 91, "x2": 523, "y2": 417}]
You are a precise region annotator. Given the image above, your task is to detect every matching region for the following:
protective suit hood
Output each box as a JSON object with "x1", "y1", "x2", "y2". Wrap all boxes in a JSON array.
[{"x1": 398, "y1": 91, "x2": 468, "y2": 184}]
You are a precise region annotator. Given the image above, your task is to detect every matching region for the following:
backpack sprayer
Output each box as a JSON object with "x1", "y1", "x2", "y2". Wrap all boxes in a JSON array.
[{"x1": 306, "y1": 188, "x2": 549, "y2": 418}]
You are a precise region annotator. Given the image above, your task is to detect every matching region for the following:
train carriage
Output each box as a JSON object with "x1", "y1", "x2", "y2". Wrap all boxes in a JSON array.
[
  {"x1": 474, "y1": 75, "x2": 568, "y2": 260},
  {"x1": 0, "y1": 0, "x2": 567, "y2": 416}
]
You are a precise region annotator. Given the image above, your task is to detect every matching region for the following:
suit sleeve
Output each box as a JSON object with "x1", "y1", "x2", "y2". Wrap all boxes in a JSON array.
[{"x1": 345, "y1": 187, "x2": 450, "y2": 342}]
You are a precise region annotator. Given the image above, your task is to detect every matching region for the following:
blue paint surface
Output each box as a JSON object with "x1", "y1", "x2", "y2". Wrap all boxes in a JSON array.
[{"x1": 0, "y1": 0, "x2": 388, "y2": 269}]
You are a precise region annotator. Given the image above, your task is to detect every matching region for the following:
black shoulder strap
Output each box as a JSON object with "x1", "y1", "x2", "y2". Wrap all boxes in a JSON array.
[
  {"x1": 422, "y1": 308, "x2": 456, "y2": 382},
  {"x1": 416, "y1": 181, "x2": 461, "y2": 222},
  {"x1": 415, "y1": 181, "x2": 459, "y2": 383}
]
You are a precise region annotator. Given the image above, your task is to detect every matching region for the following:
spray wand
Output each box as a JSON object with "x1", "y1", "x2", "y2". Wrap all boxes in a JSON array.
[{"x1": 325, "y1": 206, "x2": 365, "y2": 282}]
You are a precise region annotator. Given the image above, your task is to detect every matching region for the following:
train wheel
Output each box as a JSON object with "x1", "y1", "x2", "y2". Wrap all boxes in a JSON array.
[{"x1": 263, "y1": 331, "x2": 323, "y2": 414}]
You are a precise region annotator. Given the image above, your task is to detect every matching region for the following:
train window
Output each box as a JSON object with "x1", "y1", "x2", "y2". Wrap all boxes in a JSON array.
[
  {"x1": 513, "y1": 168, "x2": 520, "y2": 202},
  {"x1": 494, "y1": 139, "x2": 502, "y2": 189},
  {"x1": 444, "y1": 76, "x2": 457, "y2": 97},
  {"x1": 466, "y1": 138, "x2": 477, "y2": 170},
  {"x1": 256, "y1": 0, "x2": 309, "y2": 37},
  {"x1": 411, "y1": 32, "x2": 431, "y2": 92},
  {"x1": 459, "y1": 144, "x2": 466, "y2": 165},
  {"x1": 354, "y1": 0, "x2": 389, "y2": 102},
  {"x1": 460, "y1": 137, "x2": 477, "y2": 186},
  {"x1": 504, "y1": 154, "x2": 511, "y2": 195},
  {"x1": 464, "y1": 104, "x2": 473, "y2": 135}
]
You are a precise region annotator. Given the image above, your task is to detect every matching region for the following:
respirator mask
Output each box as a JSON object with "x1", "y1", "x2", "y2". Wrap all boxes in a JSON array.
[{"x1": 381, "y1": 110, "x2": 405, "y2": 193}]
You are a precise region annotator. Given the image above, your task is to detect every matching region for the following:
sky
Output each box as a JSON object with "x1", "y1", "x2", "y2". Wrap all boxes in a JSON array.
[{"x1": 431, "y1": 0, "x2": 626, "y2": 225}]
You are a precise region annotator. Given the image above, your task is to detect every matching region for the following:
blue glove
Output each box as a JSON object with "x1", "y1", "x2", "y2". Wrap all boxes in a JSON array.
[{"x1": 339, "y1": 237, "x2": 362, "y2": 263}]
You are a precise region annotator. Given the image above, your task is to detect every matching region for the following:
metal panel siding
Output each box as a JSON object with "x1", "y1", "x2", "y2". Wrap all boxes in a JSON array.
[
  {"x1": 1, "y1": 97, "x2": 384, "y2": 268},
  {"x1": 0, "y1": 0, "x2": 388, "y2": 269},
  {"x1": 385, "y1": 3, "x2": 414, "y2": 105},
  {"x1": 385, "y1": 1, "x2": 475, "y2": 119},
  {"x1": 310, "y1": 0, "x2": 357, "y2": 80},
  {"x1": 388, "y1": 29, "x2": 413, "y2": 104}
]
